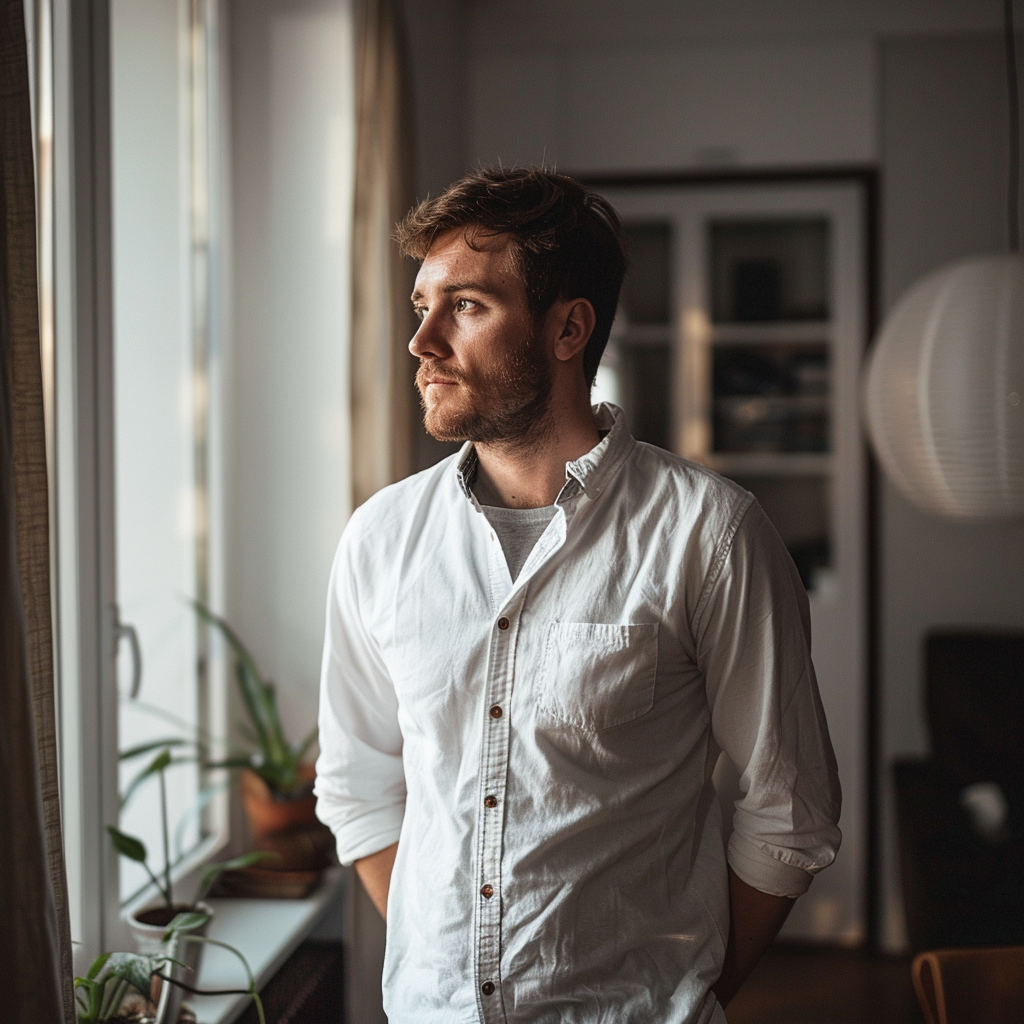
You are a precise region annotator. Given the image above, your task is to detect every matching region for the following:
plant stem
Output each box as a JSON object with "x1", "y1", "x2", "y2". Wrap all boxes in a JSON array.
[
  {"x1": 152, "y1": 973, "x2": 252, "y2": 997},
  {"x1": 143, "y1": 860, "x2": 172, "y2": 907},
  {"x1": 159, "y1": 764, "x2": 172, "y2": 907}
]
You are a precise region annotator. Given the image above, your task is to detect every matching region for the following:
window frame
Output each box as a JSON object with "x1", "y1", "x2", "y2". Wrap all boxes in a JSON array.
[{"x1": 49, "y1": 0, "x2": 232, "y2": 969}]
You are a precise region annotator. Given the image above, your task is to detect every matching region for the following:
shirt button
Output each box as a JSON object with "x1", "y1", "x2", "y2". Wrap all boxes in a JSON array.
[
  {"x1": 484, "y1": 794, "x2": 497, "y2": 808},
  {"x1": 489, "y1": 704, "x2": 503, "y2": 719},
  {"x1": 480, "y1": 884, "x2": 494, "y2": 899},
  {"x1": 481, "y1": 981, "x2": 495, "y2": 996},
  {"x1": 498, "y1": 616, "x2": 510, "y2": 630}
]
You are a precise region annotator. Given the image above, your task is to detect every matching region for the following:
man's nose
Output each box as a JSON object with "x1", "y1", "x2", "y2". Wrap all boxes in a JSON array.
[{"x1": 409, "y1": 310, "x2": 450, "y2": 360}]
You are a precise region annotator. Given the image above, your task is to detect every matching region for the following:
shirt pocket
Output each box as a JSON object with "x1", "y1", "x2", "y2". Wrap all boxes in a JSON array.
[{"x1": 535, "y1": 622, "x2": 659, "y2": 732}]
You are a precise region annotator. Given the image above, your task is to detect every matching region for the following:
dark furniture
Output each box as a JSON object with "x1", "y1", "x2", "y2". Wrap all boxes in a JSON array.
[
  {"x1": 893, "y1": 630, "x2": 1024, "y2": 951},
  {"x1": 235, "y1": 941, "x2": 344, "y2": 1024}
]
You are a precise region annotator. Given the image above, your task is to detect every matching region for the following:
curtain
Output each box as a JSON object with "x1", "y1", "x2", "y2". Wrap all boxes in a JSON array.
[
  {"x1": 0, "y1": 1, "x2": 74, "y2": 1021},
  {"x1": 350, "y1": 0, "x2": 418, "y2": 507}
]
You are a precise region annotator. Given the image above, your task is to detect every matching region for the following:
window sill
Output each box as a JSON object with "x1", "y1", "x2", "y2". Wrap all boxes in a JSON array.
[{"x1": 189, "y1": 866, "x2": 345, "y2": 1024}]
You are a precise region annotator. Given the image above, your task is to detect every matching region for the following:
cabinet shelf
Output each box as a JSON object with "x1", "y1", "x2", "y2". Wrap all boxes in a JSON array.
[
  {"x1": 710, "y1": 322, "x2": 832, "y2": 344},
  {"x1": 701, "y1": 453, "x2": 833, "y2": 476},
  {"x1": 616, "y1": 323, "x2": 674, "y2": 347},
  {"x1": 715, "y1": 395, "x2": 829, "y2": 414}
]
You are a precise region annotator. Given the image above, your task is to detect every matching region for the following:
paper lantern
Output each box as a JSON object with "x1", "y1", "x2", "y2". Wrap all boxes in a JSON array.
[{"x1": 863, "y1": 254, "x2": 1024, "y2": 521}]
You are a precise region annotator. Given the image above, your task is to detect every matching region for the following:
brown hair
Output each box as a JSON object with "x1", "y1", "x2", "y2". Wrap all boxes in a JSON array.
[{"x1": 395, "y1": 167, "x2": 626, "y2": 386}]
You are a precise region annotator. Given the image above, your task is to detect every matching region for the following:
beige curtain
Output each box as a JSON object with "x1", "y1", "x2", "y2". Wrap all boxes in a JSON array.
[
  {"x1": 350, "y1": 0, "x2": 418, "y2": 507},
  {"x1": 0, "y1": 1, "x2": 74, "y2": 1021}
]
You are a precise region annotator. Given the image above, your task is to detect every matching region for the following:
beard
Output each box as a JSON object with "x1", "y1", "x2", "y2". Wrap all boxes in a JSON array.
[{"x1": 416, "y1": 329, "x2": 553, "y2": 449}]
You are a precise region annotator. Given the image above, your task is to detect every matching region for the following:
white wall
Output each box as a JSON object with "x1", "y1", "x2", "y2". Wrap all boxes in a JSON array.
[
  {"x1": 470, "y1": 37, "x2": 876, "y2": 171},
  {"x1": 464, "y1": 0, "x2": 1009, "y2": 174},
  {"x1": 228, "y1": 0, "x2": 354, "y2": 763},
  {"x1": 878, "y1": 34, "x2": 1024, "y2": 951},
  {"x1": 404, "y1": 0, "x2": 467, "y2": 199}
]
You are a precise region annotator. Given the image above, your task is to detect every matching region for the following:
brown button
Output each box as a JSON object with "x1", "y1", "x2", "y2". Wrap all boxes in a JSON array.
[
  {"x1": 484, "y1": 795, "x2": 498, "y2": 808},
  {"x1": 481, "y1": 981, "x2": 495, "y2": 996},
  {"x1": 498, "y1": 616, "x2": 510, "y2": 630},
  {"x1": 480, "y1": 884, "x2": 494, "y2": 899},
  {"x1": 489, "y1": 704, "x2": 503, "y2": 719}
]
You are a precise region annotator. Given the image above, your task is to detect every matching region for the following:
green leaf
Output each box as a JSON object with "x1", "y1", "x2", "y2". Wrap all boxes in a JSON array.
[
  {"x1": 119, "y1": 737, "x2": 190, "y2": 761},
  {"x1": 98, "y1": 976, "x2": 129, "y2": 1020},
  {"x1": 163, "y1": 910, "x2": 210, "y2": 942},
  {"x1": 74, "y1": 981, "x2": 95, "y2": 1022},
  {"x1": 125, "y1": 695, "x2": 221, "y2": 749},
  {"x1": 234, "y1": 661, "x2": 277, "y2": 756},
  {"x1": 194, "y1": 600, "x2": 295, "y2": 769},
  {"x1": 149, "y1": 747, "x2": 173, "y2": 773},
  {"x1": 119, "y1": 746, "x2": 175, "y2": 810},
  {"x1": 106, "y1": 825, "x2": 147, "y2": 863},
  {"x1": 85, "y1": 951, "x2": 111, "y2": 981},
  {"x1": 104, "y1": 952, "x2": 163, "y2": 999},
  {"x1": 202, "y1": 755, "x2": 255, "y2": 771}
]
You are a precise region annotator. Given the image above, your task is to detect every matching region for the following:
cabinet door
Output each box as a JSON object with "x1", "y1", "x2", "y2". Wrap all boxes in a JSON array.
[{"x1": 596, "y1": 181, "x2": 867, "y2": 944}]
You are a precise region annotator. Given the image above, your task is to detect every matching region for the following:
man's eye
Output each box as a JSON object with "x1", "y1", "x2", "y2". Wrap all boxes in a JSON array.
[
  {"x1": 413, "y1": 306, "x2": 427, "y2": 321},
  {"x1": 454, "y1": 298, "x2": 476, "y2": 313}
]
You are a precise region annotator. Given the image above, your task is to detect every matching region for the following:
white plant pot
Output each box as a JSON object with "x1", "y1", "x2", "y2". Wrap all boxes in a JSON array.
[{"x1": 128, "y1": 901, "x2": 213, "y2": 1022}]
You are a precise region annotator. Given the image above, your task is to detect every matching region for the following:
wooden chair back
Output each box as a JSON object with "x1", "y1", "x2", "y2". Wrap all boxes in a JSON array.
[{"x1": 912, "y1": 946, "x2": 1024, "y2": 1024}]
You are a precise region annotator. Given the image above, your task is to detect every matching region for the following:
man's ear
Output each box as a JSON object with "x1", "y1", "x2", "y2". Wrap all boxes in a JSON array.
[{"x1": 552, "y1": 299, "x2": 596, "y2": 363}]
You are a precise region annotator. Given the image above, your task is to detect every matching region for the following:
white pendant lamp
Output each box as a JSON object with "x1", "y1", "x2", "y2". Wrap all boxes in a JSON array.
[
  {"x1": 863, "y1": 1, "x2": 1024, "y2": 522},
  {"x1": 863, "y1": 255, "x2": 1024, "y2": 521}
]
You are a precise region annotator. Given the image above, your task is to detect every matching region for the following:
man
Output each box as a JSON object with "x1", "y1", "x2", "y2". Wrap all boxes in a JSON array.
[{"x1": 315, "y1": 167, "x2": 841, "y2": 1024}]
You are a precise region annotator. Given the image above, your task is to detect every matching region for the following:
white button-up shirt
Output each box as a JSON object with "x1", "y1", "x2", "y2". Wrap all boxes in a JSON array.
[{"x1": 315, "y1": 403, "x2": 841, "y2": 1024}]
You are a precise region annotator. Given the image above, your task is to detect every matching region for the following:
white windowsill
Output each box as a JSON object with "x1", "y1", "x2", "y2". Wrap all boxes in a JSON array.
[{"x1": 188, "y1": 867, "x2": 345, "y2": 1024}]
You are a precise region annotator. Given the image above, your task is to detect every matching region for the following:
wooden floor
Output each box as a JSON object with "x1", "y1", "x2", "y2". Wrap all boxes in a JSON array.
[{"x1": 725, "y1": 944, "x2": 924, "y2": 1024}]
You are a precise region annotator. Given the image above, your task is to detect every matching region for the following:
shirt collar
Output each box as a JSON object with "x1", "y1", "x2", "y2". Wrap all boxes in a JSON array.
[{"x1": 454, "y1": 403, "x2": 636, "y2": 504}]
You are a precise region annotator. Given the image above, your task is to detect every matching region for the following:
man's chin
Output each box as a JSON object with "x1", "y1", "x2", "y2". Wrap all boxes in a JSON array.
[{"x1": 422, "y1": 406, "x2": 472, "y2": 443}]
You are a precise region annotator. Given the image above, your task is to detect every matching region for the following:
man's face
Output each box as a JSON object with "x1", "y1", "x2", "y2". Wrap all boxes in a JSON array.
[{"x1": 409, "y1": 228, "x2": 552, "y2": 446}]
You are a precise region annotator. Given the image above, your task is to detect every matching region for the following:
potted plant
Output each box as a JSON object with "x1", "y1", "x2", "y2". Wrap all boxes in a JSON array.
[
  {"x1": 109, "y1": 745, "x2": 272, "y2": 958},
  {"x1": 75, "y1": 920, "x2": 265, "y2": 1024},
  {"x1": 74, "y1": 949, "x2": 182, "y2": 1024},
  {"x1": 192, "y1": 602, "x2": 319, "y2": 838}
]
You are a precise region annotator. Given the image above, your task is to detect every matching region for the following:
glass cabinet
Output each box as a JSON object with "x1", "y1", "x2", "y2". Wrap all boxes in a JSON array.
[{"x1": 594, "y1": 178, "x2": 869, "y2": 945}]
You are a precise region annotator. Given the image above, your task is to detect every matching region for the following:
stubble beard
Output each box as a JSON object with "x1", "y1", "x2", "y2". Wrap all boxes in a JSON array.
[{"x1": 416, "y1": 328, "x2": 554, "y2": 452}]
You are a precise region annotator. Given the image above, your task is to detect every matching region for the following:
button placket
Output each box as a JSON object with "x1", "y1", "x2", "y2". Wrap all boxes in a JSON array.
[{"x1": 474, "y1": 598, "x2": 521, "y2": 1024}]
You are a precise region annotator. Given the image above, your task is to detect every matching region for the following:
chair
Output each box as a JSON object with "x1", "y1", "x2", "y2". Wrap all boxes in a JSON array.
[
  {"x1": 893, "y1": 630, "x2": 1024, "y2": 950},
  {"x1": 912, "y1": 946, "x2": 1024, "y2": 1024}
]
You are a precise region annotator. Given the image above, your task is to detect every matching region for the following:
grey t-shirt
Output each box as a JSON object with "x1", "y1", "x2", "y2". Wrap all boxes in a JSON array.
[{"x1": 480, "y1": 503, "x2": 558, "y2": 582}]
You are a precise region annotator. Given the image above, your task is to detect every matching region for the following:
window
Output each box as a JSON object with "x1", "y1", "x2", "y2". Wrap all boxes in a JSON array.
[
  {"x1": 45, "y1": 0, "x2": 229, "y2": 962},
  {"x1": 111, "y1": 0, "x2": 226, "y2": 904},
  {"x1": 48, "y1": 0, "x2": 355, "y2": 968}
]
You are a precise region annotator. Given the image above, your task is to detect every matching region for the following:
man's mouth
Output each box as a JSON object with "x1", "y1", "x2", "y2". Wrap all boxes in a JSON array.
[{"x1": 417, "y1": 364, "x2": 463, "y2": 391}]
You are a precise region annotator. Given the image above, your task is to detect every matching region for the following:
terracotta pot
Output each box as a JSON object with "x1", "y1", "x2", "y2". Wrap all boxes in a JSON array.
[{"x1": 240, "y1": 764, "x2": 318, "y2": 838}]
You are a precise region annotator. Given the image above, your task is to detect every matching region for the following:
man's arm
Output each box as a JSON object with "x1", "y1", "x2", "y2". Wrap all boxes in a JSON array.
[
  {"x1": 314, "y1": 525, "x2": 406, "y2": 879},
  {"x1": 355, "y1": 842, "x2": 399, "y2": 919},
  {"x1": 712, "y1": 867, "x2": 795, "y2": 1008}
]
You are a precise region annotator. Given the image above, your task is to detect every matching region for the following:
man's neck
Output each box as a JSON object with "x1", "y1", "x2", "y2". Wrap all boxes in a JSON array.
[{"x1": 472, "y1": 401, "x2": 600, "y2": 509}]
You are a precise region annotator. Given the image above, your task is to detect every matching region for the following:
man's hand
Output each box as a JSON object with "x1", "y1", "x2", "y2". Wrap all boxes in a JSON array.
[
  {"x1": 712, "y1": 867, "x2": 796, "y2": 1008},
  {"x1": 354, "y1": 842, "x2": 398, "y2": 919}
]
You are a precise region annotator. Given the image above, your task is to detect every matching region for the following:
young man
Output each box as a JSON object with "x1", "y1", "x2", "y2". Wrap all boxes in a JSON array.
[{"x1": 315, "y1": 168, "x2": 841, "y2": 1024}]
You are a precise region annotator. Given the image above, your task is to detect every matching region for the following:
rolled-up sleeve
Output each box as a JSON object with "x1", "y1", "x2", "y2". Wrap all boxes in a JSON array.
[
  {"x1": 694, "y1": 499, "x2": 842, "y2": 898},
  {"x1": 314, "y1": 525, "x2": 406, "y2": 866}
]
